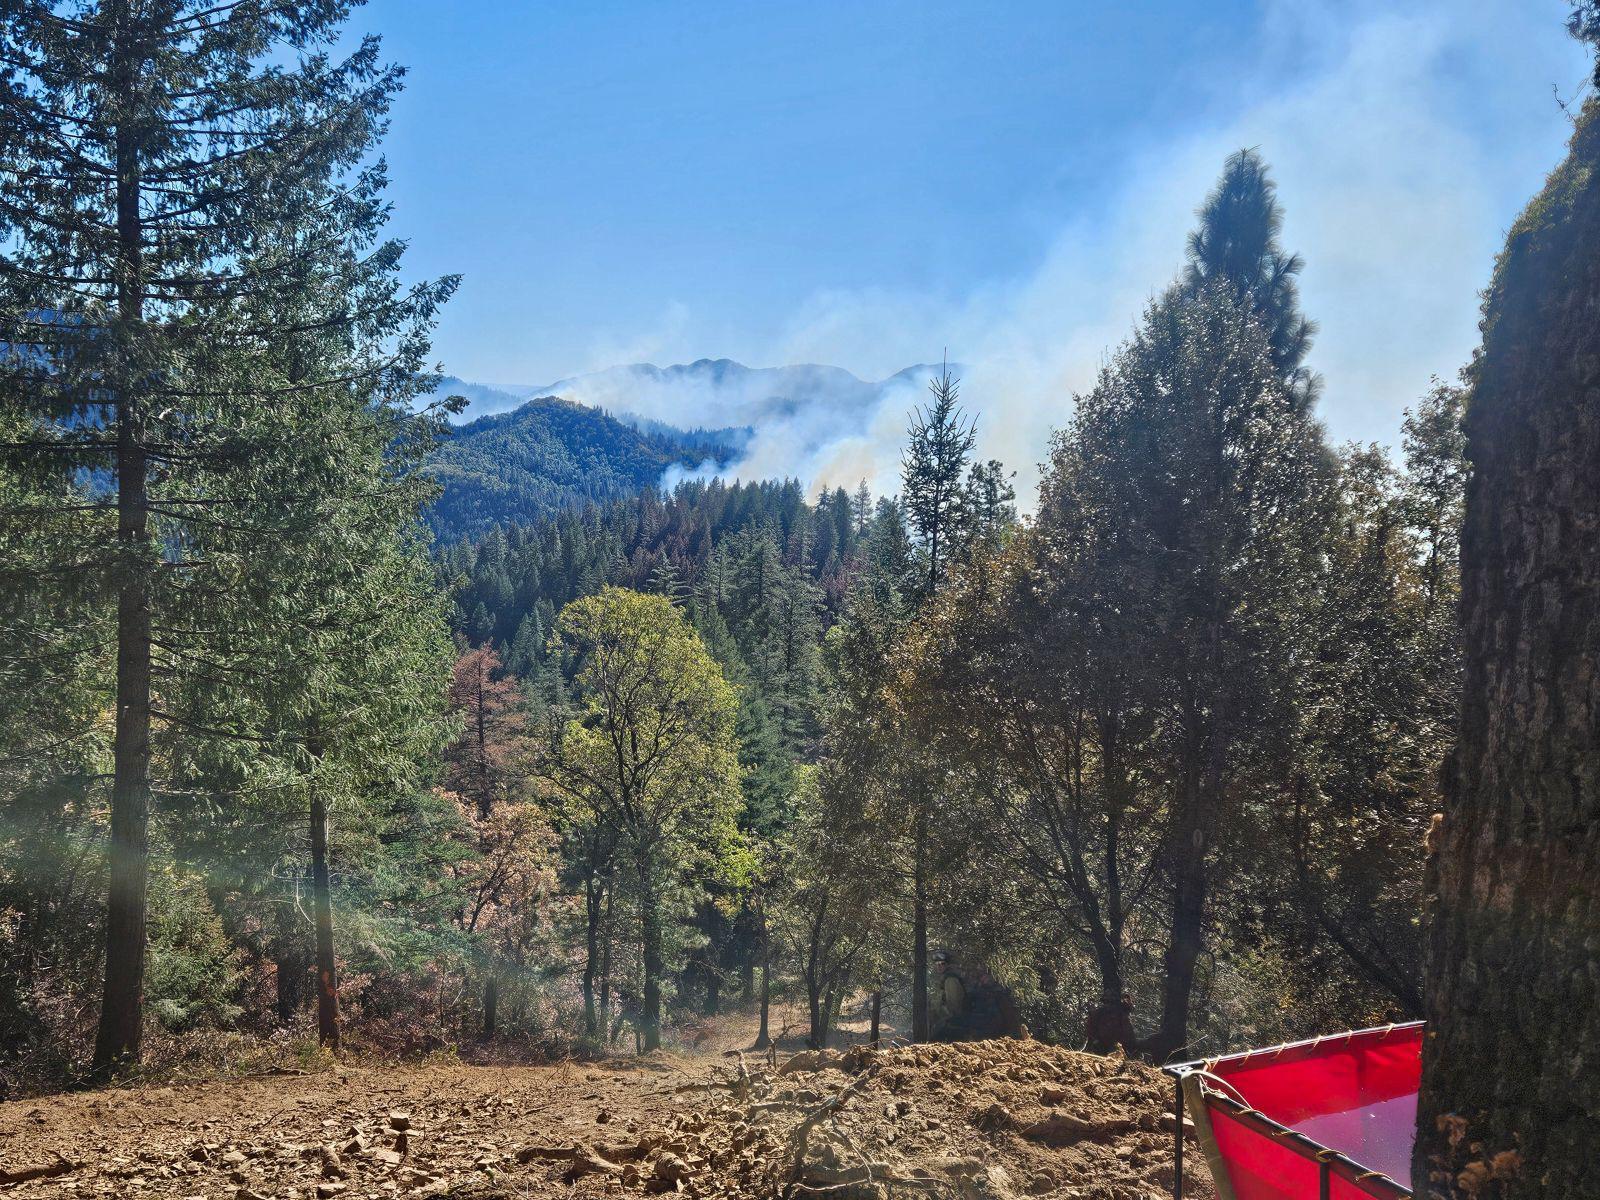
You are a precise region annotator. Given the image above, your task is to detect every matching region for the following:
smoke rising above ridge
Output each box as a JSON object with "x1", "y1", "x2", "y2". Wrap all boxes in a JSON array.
[{"x1": 443, "y1": 1, "x2": 1586, "y2": 509}]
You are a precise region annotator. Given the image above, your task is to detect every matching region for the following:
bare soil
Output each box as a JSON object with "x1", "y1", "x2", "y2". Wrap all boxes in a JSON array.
[{"x1": 0, "y1": 1013, "x2": 1211, "y2": 1200}]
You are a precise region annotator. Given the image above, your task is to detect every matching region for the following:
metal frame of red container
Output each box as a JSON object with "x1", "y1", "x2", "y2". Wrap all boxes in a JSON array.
[{"x1": 1162, "y1": 1022, "x2": 1422, "y2": 1200}]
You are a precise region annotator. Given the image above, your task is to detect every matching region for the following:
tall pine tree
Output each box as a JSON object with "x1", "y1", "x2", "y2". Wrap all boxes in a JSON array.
[{"x1": 0, "y1": 0, "x2": 455, "y2": 1076}]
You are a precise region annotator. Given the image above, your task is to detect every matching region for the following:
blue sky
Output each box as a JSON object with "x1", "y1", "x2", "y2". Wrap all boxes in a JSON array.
[{"x1": 365, "y1": 0, "x2": 1590, "y2": 485}]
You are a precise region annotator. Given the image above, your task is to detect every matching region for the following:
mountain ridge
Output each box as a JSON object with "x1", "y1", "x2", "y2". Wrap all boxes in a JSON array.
[
  {"x1": 425, "y1": 394, "x2": 741, "y2": 543},
  {"x1": 436, "y1": 358, "x2": 952, "y2": 424}
]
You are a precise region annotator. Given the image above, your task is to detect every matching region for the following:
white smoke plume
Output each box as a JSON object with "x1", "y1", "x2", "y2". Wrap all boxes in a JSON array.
[{"x1": 565, "y1": 0, "x2": 1587, "y2": 507}]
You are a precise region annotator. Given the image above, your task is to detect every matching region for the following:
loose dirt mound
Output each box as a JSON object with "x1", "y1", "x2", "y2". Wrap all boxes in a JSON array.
[
  {"x1": 0, "y1": 1036, "x2": 1211, "y2": 1199},
  {"x1": 554, "y1": 1038, "x2": 1211, "y2": 1200}
]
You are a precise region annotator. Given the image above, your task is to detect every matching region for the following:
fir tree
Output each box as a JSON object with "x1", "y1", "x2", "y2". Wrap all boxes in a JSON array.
[
  {"x1": 0, "y1": 0, "x2": 454, "y2": 1075},
  {"x1": 901, "y1": 367, "x2": 976, "y2": 596},
  {"x1": 1185, "y1": 149, "x2": 1318, "y2": 400}
]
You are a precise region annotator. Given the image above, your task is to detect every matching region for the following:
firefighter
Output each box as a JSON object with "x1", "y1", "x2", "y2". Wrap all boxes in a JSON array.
[{"x1": 933, "y1": 954, "x2": 1025, "y2": 1041}]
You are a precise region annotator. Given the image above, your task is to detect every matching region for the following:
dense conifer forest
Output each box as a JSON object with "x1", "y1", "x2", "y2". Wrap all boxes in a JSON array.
[
  {"x1": 3, "y1": 4, "x2": 1599, "y2": 1197},
  {"x1": 425, "y1": 396, "x2": 744, "y2": 542}
]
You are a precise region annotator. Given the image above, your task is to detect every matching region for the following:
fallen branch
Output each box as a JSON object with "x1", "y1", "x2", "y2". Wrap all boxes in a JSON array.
[
  {"x1": 0, "y1": 1155, "x2": 77, "y2": 1187},
  {"x1": 781, "y1": 1066, "x2": 880, "y2": 1199},
  {"x1": 514, "y1": 1143, "x2": 582, "y2": 1164},
  {"x1": 562, "y1": 1150, "x2": 625, "y2": 1182}
]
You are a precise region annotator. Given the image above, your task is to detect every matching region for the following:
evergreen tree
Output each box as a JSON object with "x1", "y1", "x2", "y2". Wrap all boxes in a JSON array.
[
  {"x1": 852, "y1": 480, "x2": 874, "y2": 536},
  {"x1": 1066, "y1": 282, "x2": 1332, "y2": 1058},
  {"x1": 1185, "y1": 149, "x2": 1318, "y2": 400},
  {"x1": 956, "y1": 458, "x2": 1018, "y2": 568},
  {"x1": 0, "y1": 0, "x2": 454, "y2": 1075},
  {"x1": 901, "y1": 368, "x2": 976, "y2": 596}
]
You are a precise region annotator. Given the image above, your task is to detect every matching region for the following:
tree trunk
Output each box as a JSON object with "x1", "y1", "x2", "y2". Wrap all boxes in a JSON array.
[
  {"x1": 640, "y1": 869, "x2": 662, "y2": 1052},
  {"x1": 911, "y1": 823, "x2": 930, "y2": 1042},
  {"x1": 1035, "y1": 957, "x2": 1059, "y2": 1042},
  {"x1": 703, "y1": 970, "x2": 720, "y2": 1016},
  {"x1": 1153, "y1": 740, "x2": 1209, "y2": 1062},
  {"x1": 1091, "y1": 936, "x2": 1126, "y2": 1010},
  {"x1": 276, "y1": 946, "x2": 306, "y2": 1025},
  {"x1": 1154, "y1": 863, "x2": 1203, "y2": 1060},
  {"x1": 310, "y1": 790, "x2": 338, "y2": 1051},
  {"x1": 804, "y1": 900, "x2": 828, "y2": 1049},
  {"x1": 702, "y1": 944, "x2": 721, "y2": 1017},
  {"x1": 818, "y1": 985, "x2": 836, "y2": 1050},
  {"x1": 869, "y1": 989, "x2": 882, "y2": 1047},
  {"x1": 755, "y1": 952, "x2": 772, "y2": 1050},
  {"x1": 1413, "y1": 102, "x2": 1600, "y2": 1200},
  {"x1": 582, "y1": 876, "x2": 602, "y2": 1037},
  {"x1": 92, "y1": 9, "x2": 152, "y2": 1082},
  {"x1": 481, "y1": 973, "x2": 498, "y2": 1040},
  {"x1": 599, "y1": 886, "x2": 614, "y2": 1039}
]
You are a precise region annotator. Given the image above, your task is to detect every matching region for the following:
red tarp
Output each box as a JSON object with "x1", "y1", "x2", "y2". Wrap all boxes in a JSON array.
[{"x1": 1184, "y1": 1023, "x2": 1423, "y2": 1200}]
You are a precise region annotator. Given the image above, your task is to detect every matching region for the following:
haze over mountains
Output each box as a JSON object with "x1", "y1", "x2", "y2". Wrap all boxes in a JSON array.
[
  {"x1": 438, "y1": 358, "x2": 943, "y2": 428},
  {"x1": 426, "y1": 359, "x2": 954, "y2": 536}
]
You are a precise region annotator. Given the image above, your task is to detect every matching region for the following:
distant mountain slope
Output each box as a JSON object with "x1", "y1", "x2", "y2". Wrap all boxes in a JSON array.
[{"x1": 425, "y1": 395, "x2": 741, "y2": 542}]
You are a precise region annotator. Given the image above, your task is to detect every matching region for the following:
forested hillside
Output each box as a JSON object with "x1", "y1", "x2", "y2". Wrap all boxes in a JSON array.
[{"x1": 425, "y1": 395, "x2": 743, "y2": 541}]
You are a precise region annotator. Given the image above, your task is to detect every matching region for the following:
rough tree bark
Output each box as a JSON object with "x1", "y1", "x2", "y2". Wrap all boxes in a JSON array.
[
  {"x1": 310, "y1": 787, "x2": 339, "y2": 1051},
  {"x1": 581, "y1": 871, "x2": 603, "y2": 1037},
  {"x1": 481, "y1": 974, "x2": 498, "y2": 1039},
  {"x1": 639, "y1": 855, "x2": 663, "y2": 1051},
  {"x1": 911, "y1": 818, "x2": 930, "y2": 1042},
  {"x1": 755, "y1": 917, "x2": 772, "y2": 1050},
  {"x1": 598, "y1": 881, "x2": 614, "y2": 1037},
  {"x1": 804, "y1": 896, "x2": 830, "y2": 1049},
  {"x1": 1412, "y1": 101, "x2": 1600, "y2": 1199},
  {"x1": 93, "y1": 3, "x2": 153, "y2": 1081}
]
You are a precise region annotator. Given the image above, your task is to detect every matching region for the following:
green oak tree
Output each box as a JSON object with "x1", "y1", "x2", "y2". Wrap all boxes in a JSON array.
[{"x1": 540, "y1": 588, "x2": 744, "y2": 1050}]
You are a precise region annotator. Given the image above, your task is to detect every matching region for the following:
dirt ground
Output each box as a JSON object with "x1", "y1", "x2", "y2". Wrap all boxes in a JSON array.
[{"x1": 0, "y1": 1009, "x2": 1211, "y2": 1200}]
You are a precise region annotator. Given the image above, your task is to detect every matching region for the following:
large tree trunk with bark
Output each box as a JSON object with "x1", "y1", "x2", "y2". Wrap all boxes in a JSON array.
[
  {"x1": 911, "y1": 821, "x2": 930, "y2": 1041},
  {"x1": 639, "y1": 861, "x2": 663, "y2": 1052},
  {"x1": 310, "y1": 789, "x2": 339, "y2": 1051},
  {"x1": 581, "y1": 874, "x2": 602, "y2": 1037},
  {"x1": 804, "y1": 899, "x2": 829, "y2": 1049},
  {"x1": 598, "y1": 883, "x2": 614, "y2": 1037},
  {"x1": 481, "y1": 974, "x2": 498, "y2": 1040},
  {"x1": 1413, "y1": 101, "x2": 1600, "y2": 1200},
  {"x1": 754, "y1": 919, "x2": 772, "y2": 1050},
  {"x1": 93, "y1": 12, "x2": 153, "y2": 1082},
  {"x1": 1153, "y1": 763, "x2": 1208, "y2": 1062}
]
